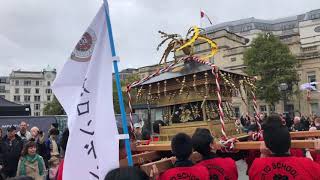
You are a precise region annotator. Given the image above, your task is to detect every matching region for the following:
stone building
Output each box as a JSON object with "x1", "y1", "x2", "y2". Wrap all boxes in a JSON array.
[
  {"x1": 1, "y1": 67, "x2": 56, "y2": 116},
  {"x1": 0, "y1": 76, "x2": 10, "y2": 100},
  {"x1": 197, "y1": 9, "x2": 320, "y2": 116}
]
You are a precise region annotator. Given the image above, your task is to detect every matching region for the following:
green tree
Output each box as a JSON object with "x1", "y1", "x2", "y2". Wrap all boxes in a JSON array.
[
  {"x1": 113, "y1": 74, "x2": 140, "y2": 114},
  {"x1": 43, "y1": 96, "x2": 65, "y2": 115},
  {"x1": 243, "y1": 33, "x2": 299, "y2": 106}
]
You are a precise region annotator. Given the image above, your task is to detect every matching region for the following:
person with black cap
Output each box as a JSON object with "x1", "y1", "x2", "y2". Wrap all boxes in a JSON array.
[{"x1": 2, "y1": 125, "x2": 23, "y2": 178}]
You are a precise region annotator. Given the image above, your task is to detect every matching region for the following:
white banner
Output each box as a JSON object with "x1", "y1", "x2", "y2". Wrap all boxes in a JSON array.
[{"x1": 52, "y1": 3, "x2": 119, "y2": 180}]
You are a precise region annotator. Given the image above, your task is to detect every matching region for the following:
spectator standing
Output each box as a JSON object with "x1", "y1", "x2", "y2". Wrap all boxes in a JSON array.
[
  {"x1": 45, "y1": 128, "x2": 60, "y2": 161},
  {"x1": 16, "y1": 141, "x2": 46, "y2": 180},
  {"x1": 17, "y1": 121, "x2": 32, "y2": 142},
  {"x1": 291, "y1": 116, "x2": 307, "y2": 131},
  {"x1": 30, "y1": 127, "x2": 47, "y2": 167},
  {"x1": 2, "y1": 126, "x2": 23, "y2": 178}
]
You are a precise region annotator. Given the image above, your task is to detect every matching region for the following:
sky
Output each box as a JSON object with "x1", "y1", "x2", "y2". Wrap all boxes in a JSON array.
[{"x1": 0, "y1": 0, "x2": 319, "y2": 76}]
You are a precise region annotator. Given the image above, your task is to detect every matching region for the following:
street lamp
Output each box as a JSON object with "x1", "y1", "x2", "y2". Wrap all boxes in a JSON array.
[{"x1": 279, "y1": 83, "x2": 288, "y2": 113}]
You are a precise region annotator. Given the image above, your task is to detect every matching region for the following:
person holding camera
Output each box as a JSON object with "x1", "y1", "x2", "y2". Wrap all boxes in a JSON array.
[{"x1": 30, "y1": 127, "x2": 47, "y2": 167}]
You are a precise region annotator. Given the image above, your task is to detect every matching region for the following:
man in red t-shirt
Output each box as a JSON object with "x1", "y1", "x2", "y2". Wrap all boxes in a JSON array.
[
  {"x1": 156, "y1": 133, "x2": 210, "y2": 180},
  {"x1": 249, "y1": 114, "x2": 320, "y2": 180},
  {"x1": 192, "y1": 128, "x2": 238, "y2": 180}
]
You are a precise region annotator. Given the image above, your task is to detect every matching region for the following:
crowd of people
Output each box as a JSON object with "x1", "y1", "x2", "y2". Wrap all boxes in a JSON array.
[
  {"x1": 240, "y1": 112, "x2": 320, "y2": 133},
  {"x1": 4, "y1": 113, "x2": 320, "y2": 180},
  {"x1": 105, "y1": 113, "x2": 320, "y2": 180},
  {"x1": 0, "y1": 121, "x2": 69, "y2": 180}
]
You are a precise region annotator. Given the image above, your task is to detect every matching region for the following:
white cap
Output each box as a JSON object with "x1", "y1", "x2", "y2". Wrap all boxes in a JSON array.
[{"x1": 134, "y1": 123, "x2": 142, "y2": 128}]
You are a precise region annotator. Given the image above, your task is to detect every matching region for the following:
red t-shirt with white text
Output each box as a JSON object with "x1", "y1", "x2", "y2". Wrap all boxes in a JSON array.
[
  {"x1": 249, "y1": 157, "x2": 320, "y2": 180},
  {"x1": 158, "y1": 166, "x2": 210, "y2": 180},
  {"x1": 196, "y1": 157, "x2": 238, "y2": 180}
]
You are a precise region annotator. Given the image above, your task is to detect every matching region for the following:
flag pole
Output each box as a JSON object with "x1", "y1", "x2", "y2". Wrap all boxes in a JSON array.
[{"x1": 103, "y1": 1, "x2": 133, "y2": 166}]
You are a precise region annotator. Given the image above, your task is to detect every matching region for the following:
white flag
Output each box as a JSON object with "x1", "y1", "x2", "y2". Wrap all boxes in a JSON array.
[{"x1": 52, "y1": 3, "x2": 119, "y2": 180}]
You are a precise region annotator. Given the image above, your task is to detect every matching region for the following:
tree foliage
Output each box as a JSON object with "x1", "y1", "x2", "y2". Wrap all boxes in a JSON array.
[
  {"x1": 243, "y1": 33, "x2": 299, "y2": 105},
  {"x1": 43, "y1": 96, "x2": 65, "y2": 115},
  {"x1": 113, "y1": 74, "x2": 140, "y2": 114}
]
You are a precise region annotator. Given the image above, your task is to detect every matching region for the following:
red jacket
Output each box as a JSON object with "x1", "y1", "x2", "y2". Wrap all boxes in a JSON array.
[
  {"x1": 158, "y1": 166, "x2": 210, "y2": 180},
  {"x1": 196, "y1": 157, "x2": 238, "y2": 180},
  {"x1": 249, "y1": 157, "x2": 320, "y2": 180},
  {"x1": 56, "y1": 159, "x2": 64, "y2": 180}
]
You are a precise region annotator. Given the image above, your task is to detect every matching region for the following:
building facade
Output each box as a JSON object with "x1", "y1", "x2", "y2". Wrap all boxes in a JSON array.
[
  {"x1": 1, "y1": 68, "x2": 56, "y2": 116},
  {"x1": 200, "y1": 9, "x2": 320, "y2": 116},
  {"x1": 131, "y1": 9, "x2": 320, "y2": 118},
  {"x1": 0, "y1": 77, "x2": 10, "y2": 100}
]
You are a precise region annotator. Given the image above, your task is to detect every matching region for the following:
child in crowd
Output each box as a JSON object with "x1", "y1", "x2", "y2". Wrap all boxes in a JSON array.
[
  {"x1": 155, "y1": 133, "x2": 209, "y2": 180},
  {"x1": 48, "y1": 157, "x2": 60, "y2": 180},
  {"x1": 249, "y1": 114, "x2": 320, "y2": 179},
  {"x1": 192, "y1": 128, "x2": 238, "y2": 180}
]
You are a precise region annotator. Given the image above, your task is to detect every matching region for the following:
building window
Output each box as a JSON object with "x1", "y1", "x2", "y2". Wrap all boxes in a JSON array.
[
  {"x1": 24, "y1": 88, "x2": 31, "y2": 94},
  {"x1": 34, "y1": 104, "x2": 40, "y2": 110},
  {"x1": 46, "y1": 89, "x2": 52, "y2": 94},
  {"x1": 311, "y1": 103, "x2": 319, "y2": 114},
  {"x1": 47, "y1": 81, "x2": 51, "y2": 86},
  {"x1": 34, "y1": 96, "x2": 41, "y2": 102},
  {"x1": 231, "y1": 57, "x2": 236, "y2": 62},
  {"x1": 307, "y1": 72, "x2": 316, "y2": 89},
  {"x1": 14, "y1": 95, "x2": 20, "y2": 102},
  {"x1": 24, "y1": 95, "x2": 31, "y2": 102},
  {"x1": 15, "y1": 88, "x2": 19, "y2": 94},
  {"x1": 15, "y1": 80, "x2": 19, "y2": 86},
  {"x1": 270, "y1": 105, "x2": 275, "y2": 112},
  {"x1": 35, "y1": 88, "x2": 40, "y2": 94},
  {"x1": 47, "y1": 95, "x2": 51, "y2": 101},
  {"x1": 34, "y1": 112, "x2": 40, "y2": 116},
  {"x1": 24, "y1": 80, "x2": 31, "y2": 86},
  {"x1": 234, "y1": 107, "x2": 240, "y2": 118},
  {"x1": 260, "y1": 105, "x2": 267, "y2": 113},
  {"x1": 35, "y1": 81, "x2": 40, "y2": 86},
  {"x1": 0, "y1": 86, "x2": 5, "y2": 93}
]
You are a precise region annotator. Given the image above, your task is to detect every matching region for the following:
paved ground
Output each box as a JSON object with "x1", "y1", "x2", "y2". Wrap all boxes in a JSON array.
[{"x1": 236, "y1": 160, "x2": 249, "y2": 180}]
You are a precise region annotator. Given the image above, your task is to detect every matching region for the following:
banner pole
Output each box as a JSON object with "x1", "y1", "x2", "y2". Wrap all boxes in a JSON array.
[{"x1": 103, "y1": 1, "x2": 133, "y2": 166}]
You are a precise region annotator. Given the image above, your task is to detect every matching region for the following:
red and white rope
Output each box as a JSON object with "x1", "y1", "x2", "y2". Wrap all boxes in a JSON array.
[
  {"x1": 183, "y1": 57, "x2": 227, "y2": 139},
  {"x1": 251, "y1": 90, "x2": 261, "y2": 130}
]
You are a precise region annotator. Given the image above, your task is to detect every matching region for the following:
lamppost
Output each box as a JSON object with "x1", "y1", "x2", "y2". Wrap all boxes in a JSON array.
[{"x1": 279, "y1": 83, "x2": 288, "y2": 113}]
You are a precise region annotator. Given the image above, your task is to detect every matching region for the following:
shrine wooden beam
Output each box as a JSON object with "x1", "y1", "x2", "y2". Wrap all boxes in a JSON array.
[
  {"x1": 140, "y1": 152, "x2": 203, "y2": 176},
  {"x1": 136, "y1": 140, "x2": 317, "y2": 151},
  {"x1": 120, "y1": 151, "x2": 161, "y2": 167},
  {"x1": 290, "y1": 131, "x2": 320, "y2": 138},
  {"x1": 140, "y1": 157, "x2": 175, "y2": 176}
]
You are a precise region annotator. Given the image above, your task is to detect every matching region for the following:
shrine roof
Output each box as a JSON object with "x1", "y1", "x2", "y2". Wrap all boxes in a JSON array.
[{"x1": 138, "y1": 61, "x2": 247, "y2": 86}]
